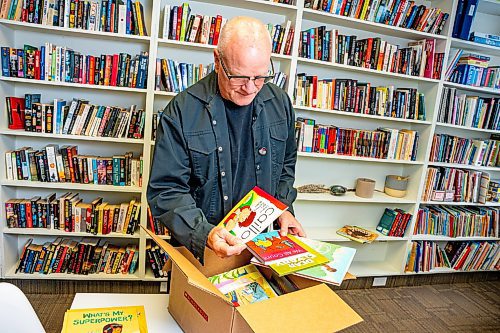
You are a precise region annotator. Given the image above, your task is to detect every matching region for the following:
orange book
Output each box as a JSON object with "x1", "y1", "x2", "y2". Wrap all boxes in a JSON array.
[{"x1": 213, "y1": 15, "x2": 223, "y2": 45}]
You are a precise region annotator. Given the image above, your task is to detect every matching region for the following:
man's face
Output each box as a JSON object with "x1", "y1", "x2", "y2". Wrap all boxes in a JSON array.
[{"x1": 215, "y1": 46, "x2": 271, "y2": 106}]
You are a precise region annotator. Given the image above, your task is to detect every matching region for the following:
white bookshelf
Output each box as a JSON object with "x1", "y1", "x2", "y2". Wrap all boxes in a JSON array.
[{"x1": 0, "y1": 0, "x2": 498, "y2": 282}]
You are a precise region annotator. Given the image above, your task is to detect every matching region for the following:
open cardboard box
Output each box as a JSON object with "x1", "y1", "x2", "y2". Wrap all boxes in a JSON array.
[{"x1": 144, "y1": 227, "x2": 363, "y2": 333}]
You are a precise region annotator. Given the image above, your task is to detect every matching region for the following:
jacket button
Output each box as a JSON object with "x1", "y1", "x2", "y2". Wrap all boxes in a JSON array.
[
  {"x1": 256, "y1": 165, "x2": 261, "y2": 170},
  {"x1": 258, "y1": 147, "x2": 267, "y2": 156},
  {"x1": 221, "y1": 171, "x2": 226, "y2": 177},
  {"x1": 252, "y1": 116, "x2": 256, "y2": 121},
  {"x1": 218, "y1": 146, "x2": 223, "y2": 152},
  {"x1": 212, "y1": 120, "x2": 217, "y2": 125},
  {"x1": 224, "y1": 195, "x2": 228, "y2": 201}
]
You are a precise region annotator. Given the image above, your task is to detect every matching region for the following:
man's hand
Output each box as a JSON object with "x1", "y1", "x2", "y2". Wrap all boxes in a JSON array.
[
  {"x1": 278, "y1": 211, "x2": 306, "y2": 237},
  {"x1": 206, "y1": 226, "x2": 247, "y2": 258}
]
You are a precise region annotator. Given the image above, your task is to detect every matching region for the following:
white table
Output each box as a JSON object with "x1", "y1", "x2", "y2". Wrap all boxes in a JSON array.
[{"x1": 71, "y1": 293, "x2": 183, "y2": 333}]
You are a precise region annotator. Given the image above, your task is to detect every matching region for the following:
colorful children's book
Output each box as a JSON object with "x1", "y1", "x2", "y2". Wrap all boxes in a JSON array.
[
  {"x1": 208, "y1": 264, "x2": 276, "y2": 306},
  {"x1": 292, "y1": 237, "x2": 356, "y2": 286},
  {"x1": 247, "y1": 231, "x2": 329, "y2": 276},
  {"x1": 61, "y1": 305, "x2": 147, "y2": 333},
  {"x1": 218, "y1": 186, "x2": 288, "y2": 242},
  {"x1": 336, "y1": 225, "x2": 379, "y2": 243}
]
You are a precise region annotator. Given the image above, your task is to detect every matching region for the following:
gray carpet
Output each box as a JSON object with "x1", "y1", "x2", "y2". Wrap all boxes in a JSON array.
[{"x1": 27, "y1": 281, "x2": 500, "y2": 333}]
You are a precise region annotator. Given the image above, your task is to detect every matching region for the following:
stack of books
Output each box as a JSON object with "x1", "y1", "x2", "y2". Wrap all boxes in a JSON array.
[{"x1": 446, "y1": 51, "x2": 500, "y2": 89}]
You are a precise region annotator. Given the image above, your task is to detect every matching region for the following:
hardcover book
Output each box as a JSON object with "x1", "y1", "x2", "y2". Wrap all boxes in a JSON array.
[
  {"x1": 61, "y1": 305, "x2": 147, "y2": 333},
  {"x1": 336, "y1": 225, "x2": 379, "y2": 243},
  {"x1": 218, "y1": 186, "x2": 288, "y2": 243},
  {"x1": 247, "y1": 231, "x2": 329, "y2": 276}
]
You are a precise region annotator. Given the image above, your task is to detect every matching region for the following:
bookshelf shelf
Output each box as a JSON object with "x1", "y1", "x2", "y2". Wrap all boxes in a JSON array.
[
  {"x1": 297, "y1": 57, "x2": 441, "y2": 83},
  {"x1": 404, "y1": 267, "x2": 498, "y2": 275},
  {"x1": 0, "y1": 76, "x2": 148, "y2": 93},
  {"x1": 306, "y1": 226, "x2": 406, "y2": 243},
  {"x1": 443, "y1": 82, "x2": 500, "y2": 96},
  {"x1": 143, "y1": 271, "x2": 168, "y2": 282},
  {"x1": 427, "y1": 162, "x2": 500, "y2": 173},
  {"x1": 411, "y1": 235, "x2": 500, "y2": 242},
  {"x1": 154, "y1": 90, "x2": 178, "y2": 97},
  {"x1": 349, "y1": 261, "x2": 403, "y2": 277},
  {"x1": 421, "y1": 201, "x2": 500, "y2": 207},
  {"x1": 435, "y1": 122, "x2": 500, "y2": 135},
  {"x1": 3, "y1": 228, "x2": 141, "y2": 239},
  {"x1": 5, "y1": 266, "x2": 141, "y2": 280},
  {"x1": 301, "y1": 8, "x2": 448, "y2": 42},
  {"x1": 450, "y1": 38, "x2": 500, "y2": 57},
  {"x1": 298, "y1": 151, "x2": 424, "y2": 165},
  {"x1": 0, "y1": 19, "x2": 152, "y2": 43},
  {"x1": 294, "y1": 105, "x2": 432, "y2": 125},
  {"x1": 0, "y1": 129, "x2": 145, "y2": 145},
  {"x1": 296, "y1": 192, "x2": 417, "y2": 204},
  {"x1": 193, "y1": 0, "x2": 298, "y2": 14},
  {"x1": 1, "y1": 180, "x2": 143, "y2": 193}
]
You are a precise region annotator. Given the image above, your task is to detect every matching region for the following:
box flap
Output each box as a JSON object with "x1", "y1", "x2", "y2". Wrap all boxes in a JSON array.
[
  {"x1": 236, "y1": 284, "x2": 362, "y2": 332},
  {"x1": 143, "y1": 226, "x2": 227, "y2": 301}
]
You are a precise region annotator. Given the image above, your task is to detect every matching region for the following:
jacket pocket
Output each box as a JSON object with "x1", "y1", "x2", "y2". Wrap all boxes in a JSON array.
[{"x1": 185, "y1": 132, "x2": 217, "y2": 186}]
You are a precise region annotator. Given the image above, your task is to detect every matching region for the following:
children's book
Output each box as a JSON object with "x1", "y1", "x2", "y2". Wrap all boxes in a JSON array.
[
  {"x1": 218, "y1": 186, "x2": 288, "y2": 242},
  {"x1": 208, "y1": 264, "x2": 277, "y2": 307},
  {"x1": 247, "y1": 231, "x2": 329, "y2": 276},
  {"x1": 336, "y1": 225, "x2": 379, "y2": 243},
  {"x1": 61, "y1": 305, "x2": 147, "y2": 333},
  {"x1": 292, "y1": 237, "x2": 356, "y2": 286}
]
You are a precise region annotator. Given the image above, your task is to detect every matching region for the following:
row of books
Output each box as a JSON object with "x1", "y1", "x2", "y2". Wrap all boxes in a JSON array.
[
  {"x1": 376, "y1": 208, "x2": 412, "y2": 237},
  {"x1": 265, "y1": 21, "x2": 295, "y2": 56},
  {"x1": 437, "y1": 87, "x2": 500, "y2": 131},
  {"x1": 446, "y1": 51, "x2": 500, "y2": 90},
  {"x1": 5, "y1": 194, "x2": 141, "y2": 235},
  {"x1": 146, "y1": 242, "x2": 169, "y2": 278},
  {"x1": 15, "y1": 238, "x2": 139, "y2": 275},
  {"x1": 5, "y1": 145, "x2": 143, "y2": 187},
  {"x1": 295, "y1": 118, "x2": 419, "y2": 161},
  {"x1": 155, "y1": 58, "x2": 214, "y2": 93},
  {"x1": 415, "y1": 205, "x2": 499, "y2": 238},
  {"x1": 147, "y1": 207, "x2": 169, "y2": 236},
  {"x1": 162, "y1": 3, "x2": 226, "y2": 45},
  {"x1": 1, "y1": 45, "x2": 149, "y2": 88},
  {"x1": 429, "y1": 134, "x2": 500, "y2": 168},
  {"x1": 405, "y1": 240, "x2": 500, "y2": 273},
  {"x1": 6, "y1": 95, "x2": 145, "y2": 139},
  {"x1": 421, "y1": 167, "x2": 490, "y2": 204},
  {"x1": 294, "y1": 74, "x2": 426, "y2": 120},
  {"x1": 0, "y1": 0, "x2": 149, "y2": 36},
  {"x1": 305, "y1": 0, "x2": 449, "y2": 35}
]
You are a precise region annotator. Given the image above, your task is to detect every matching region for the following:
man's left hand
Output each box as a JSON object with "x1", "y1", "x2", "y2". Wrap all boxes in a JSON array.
[{"x1": 278, "y1": 211, "x2": 306, "y2": 237}]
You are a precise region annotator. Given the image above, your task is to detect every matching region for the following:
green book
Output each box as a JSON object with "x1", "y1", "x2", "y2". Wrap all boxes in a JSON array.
[{"x1": 376, "y1": 208, "x2": 397, "y2": 236}]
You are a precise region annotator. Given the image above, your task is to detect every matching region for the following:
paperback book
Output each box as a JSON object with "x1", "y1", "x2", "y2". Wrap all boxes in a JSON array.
[
  {"x1": 336, "y1": 225, "x2": 379, "y2": 243},
  {"x1": 218, "y1": 187, "x2": 288, "y2": 242},
  {"x1": 247, "y1": 231, "x2": 329, "y2": 276}
]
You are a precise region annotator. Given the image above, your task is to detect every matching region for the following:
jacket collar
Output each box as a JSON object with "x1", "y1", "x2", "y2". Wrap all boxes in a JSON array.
[{"x1": 187, "y1": 71, "x2": 275, "y2": 105}]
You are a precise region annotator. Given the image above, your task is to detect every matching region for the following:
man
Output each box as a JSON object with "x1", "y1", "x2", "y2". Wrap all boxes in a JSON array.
[{"x1": 147, "y1": 16, "x2": 304, "y2": 263}]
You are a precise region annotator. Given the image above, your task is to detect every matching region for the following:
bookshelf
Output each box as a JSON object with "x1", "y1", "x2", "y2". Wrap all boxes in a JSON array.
[{"x1": 0, "y1": 0, "x2": 498, "y2": 282}]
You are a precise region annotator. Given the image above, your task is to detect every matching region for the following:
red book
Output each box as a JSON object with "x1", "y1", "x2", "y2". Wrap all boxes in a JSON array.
[
  {"x1": 213, "y1": 15, "x2": 223, "y2": 45},
  {"x1": 110, "y1": 54, "x2": 119, "y2": 86},
  {"x1": 55, "y1": 246, "x2": 69, "y2": 273},
  {"x1": 34, "y1": 50, "x2": 41, "y2": 79},
  {"x1": 176, "y1": 6, "x2": 182, "y2": 41},
  {"x1": 25, "y1": 201, "x2": 33, "y2": 228},
  {"x1": 6, "y1": 97, "x2": 25, "y2": 129}
]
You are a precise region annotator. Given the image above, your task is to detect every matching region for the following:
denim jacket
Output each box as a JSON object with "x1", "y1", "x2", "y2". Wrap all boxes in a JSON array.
[{"x1": 147, "y1": 72, "x2": 297, "y2": 262}]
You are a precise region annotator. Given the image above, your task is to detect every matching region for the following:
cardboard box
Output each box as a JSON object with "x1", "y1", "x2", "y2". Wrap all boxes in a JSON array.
[{"x1": 145, "y1": 228, "x2": 363, "y2": 333}]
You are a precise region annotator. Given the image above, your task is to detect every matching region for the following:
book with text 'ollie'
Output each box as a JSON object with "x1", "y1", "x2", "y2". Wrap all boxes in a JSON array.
[
  {"x1": 218, "y1": 186, "x2": 288, "y2": 243},
  {"x1": 248, "y1": 231, "x2": 329, "y2": 276}
]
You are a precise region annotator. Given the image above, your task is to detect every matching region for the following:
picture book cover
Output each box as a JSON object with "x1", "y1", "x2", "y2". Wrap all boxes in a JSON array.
[
  {"x1": 336, "y1": 225, "x2": 379, "y2": 243},
  {"x1": 208, "y1": 264, "x2": 276, "y2": 307},
  {"x1": 61, "y1": 305, "x2": 147, "y2": 333},
  {"x1": 292, "y1": 237, "x2": 356, "y2": 286},
  {"x1": 248, "y1": 231, "x2": 329, "y2": 276},
  {"x1": 218, "y1": 186, "x2": 288, "y2": 242}
]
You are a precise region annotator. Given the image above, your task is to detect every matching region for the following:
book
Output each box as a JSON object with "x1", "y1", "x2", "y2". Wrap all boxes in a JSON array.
[
  {"x1": 291, "y1": 237, "x2": 356, "y2": 286},
  {"x1": 208, "y1": 264, "x2": 276, "y2": 306},
  {"x1": 336, "y1": 225, "x2": 379, "y2": 243},
  {"x1": 247, "y1": 231, "x2": 329, "y2": 276},
  {"x1": 218, "y1": 186, "x2": 288, "y2": 243},
  {"x1": 61, "y1": 305, "x2": 147, "y2": 333}
]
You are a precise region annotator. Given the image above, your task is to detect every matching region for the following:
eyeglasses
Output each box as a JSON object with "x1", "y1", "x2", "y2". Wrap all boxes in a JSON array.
[{"x1": 218, "y1": 55, "x2": 275, "y2": 86}]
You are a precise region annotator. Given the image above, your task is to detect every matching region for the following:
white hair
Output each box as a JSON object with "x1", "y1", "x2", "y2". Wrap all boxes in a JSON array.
[{"x1": 217, "y1": 16, "x2": 272, "y2": 55}]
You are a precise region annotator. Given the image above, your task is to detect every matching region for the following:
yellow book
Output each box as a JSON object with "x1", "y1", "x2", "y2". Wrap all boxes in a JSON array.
[
  {"x1": 121, "y1": 199, "x2": 136, "y2": 234},
  {"x1": 360, "y1": 0, "x2": 371, "y2": 20},
  {"x1": 62, "y1": 305, "x2": 147, "y2": 333},
  {"x1": 134, "y1": 1, "x2": 145, "y2": 36},
  {"x1": 97, "y1": 202, "x2": 108, "y2": 235}
]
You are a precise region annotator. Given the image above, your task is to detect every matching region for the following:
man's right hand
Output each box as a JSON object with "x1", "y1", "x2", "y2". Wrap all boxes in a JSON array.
[{"x1": 206, "y1": 226, "x2": 247, "y2": 258}]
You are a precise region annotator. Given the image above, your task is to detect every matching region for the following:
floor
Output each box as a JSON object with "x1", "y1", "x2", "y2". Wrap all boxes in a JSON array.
[{"x1": 27, "y1": 281, "x2": 500, "y2": 333}]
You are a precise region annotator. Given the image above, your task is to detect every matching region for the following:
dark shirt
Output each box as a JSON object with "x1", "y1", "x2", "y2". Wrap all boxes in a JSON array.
[{"x1": 223, "y1": 98, "x2": 257, "y2": 206}]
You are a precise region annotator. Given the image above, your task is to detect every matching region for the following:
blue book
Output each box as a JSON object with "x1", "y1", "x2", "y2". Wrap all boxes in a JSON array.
[
  {"x1": 453, "y1": 0, "x2": 467, "y2": 38},
  {"x1": 167, "y1": 59, "x2": 179, "y2": 92},
  {"x1": 1, "y1": 47, "x2": 10, "y2": 77},
  {"x1": 459, "y1": 0, "x2": 478, "y2": 40},
  {"x1": 40, "y1": 46, "x2": 45, "y2": 80},
  {"x1": 471, "y1": 36, "x2": 500, "y2": 48}
]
